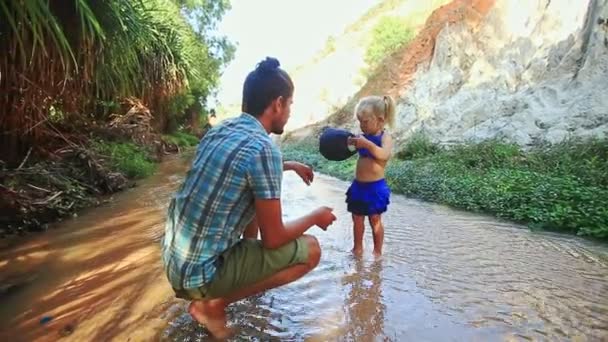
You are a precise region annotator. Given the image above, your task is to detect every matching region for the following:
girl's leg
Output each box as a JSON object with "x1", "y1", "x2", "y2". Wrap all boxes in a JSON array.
[
  {"x1": 352, "y1": 214, "x2": 365, "y2": 255},
  {"x1": 369, "y1": 215, "x2": 384, "y2": 256}
]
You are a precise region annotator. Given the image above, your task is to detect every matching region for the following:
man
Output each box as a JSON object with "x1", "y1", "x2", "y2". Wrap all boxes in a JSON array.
[
  {"x1": 207, "y1": 109, "x2": 217, "y2": 128},
  {"x1": 161, "y1": 57, "x2": 336, "y2": 338}
]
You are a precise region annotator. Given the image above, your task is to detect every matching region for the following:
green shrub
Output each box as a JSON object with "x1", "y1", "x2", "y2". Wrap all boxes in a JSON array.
[
  {"x1": 395, "y1": 132, "x2": 441, "y2": 160},
  {"x1": 443, "y1": 139, "x2": 523, "y2": 169},
  {"x1": 526, "y1": 138, "x2": 608, "y2": 187},
  {"x1": 92, "y1": 141, "x2": 155, "y2": 179},
  {"x1": 164, "y1": 132, "x2": 200, "y2": 147},
  {"x1": 365, "y1": 16, "x2": 415, "y2": 70}
]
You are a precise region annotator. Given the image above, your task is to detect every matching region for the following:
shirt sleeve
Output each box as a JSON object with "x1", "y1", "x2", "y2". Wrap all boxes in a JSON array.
[{"x1": 246, "y1": 143, "x2": 283, "y2": 199}]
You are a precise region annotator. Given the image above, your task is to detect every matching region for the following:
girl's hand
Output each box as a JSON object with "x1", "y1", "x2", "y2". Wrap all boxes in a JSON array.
[{"x1": 347, "y1": 135, "x2": 372, "y2": 149}]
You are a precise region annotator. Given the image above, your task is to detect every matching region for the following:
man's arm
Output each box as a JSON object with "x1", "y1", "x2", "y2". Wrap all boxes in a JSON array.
[
  {"x1": 283, "y1": 160, "x2": 314, "y2": 185},
  {"x1": 247, "y1": 144, "x2": 333, "y2": 247},
  {"x1": 242, "y1": 160, "x2": 314, "y2": 240},
  {"x1": 255, "y1": 199, "x2": 334, "y2": 249},
  {"x1": 283, "y1": 161, "x2": 297, "y2": 171}
]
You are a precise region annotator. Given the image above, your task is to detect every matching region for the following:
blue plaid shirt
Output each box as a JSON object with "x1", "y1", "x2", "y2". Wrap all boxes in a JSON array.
[{"x1": 161, "y1": 113, "x2": 283, "y2": 289}]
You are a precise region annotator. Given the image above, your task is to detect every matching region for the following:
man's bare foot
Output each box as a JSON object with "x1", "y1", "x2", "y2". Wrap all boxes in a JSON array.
[
  {"x1": 352, "y1": 247, "x2": 363, "y2": 256},
  {"x1": 188, "y1": 300, "x2": 232, "y2": 339}
]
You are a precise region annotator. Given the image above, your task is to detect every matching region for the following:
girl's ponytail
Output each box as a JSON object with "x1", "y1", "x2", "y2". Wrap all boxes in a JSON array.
[{"x1": 383, "y1": 95, "x2": 396, "y2": 128}]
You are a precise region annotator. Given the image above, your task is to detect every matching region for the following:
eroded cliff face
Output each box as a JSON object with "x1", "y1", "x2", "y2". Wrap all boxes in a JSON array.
[
  {"x1": 286, "y1": 0, "x2": 607, "y2": 148},
  {"x1": 283, "y1": 1, "x2": 451, "y2": 133},
  {"x1": 394, "y1": 0, "x2": 608, "y2": 146}
]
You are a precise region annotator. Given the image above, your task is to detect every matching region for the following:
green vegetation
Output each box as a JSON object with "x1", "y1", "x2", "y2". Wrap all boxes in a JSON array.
[
  {"x1": 395, "y1": 132, "x2": 441, "y2": 159},
  {"x1": 0, "y1": 1, "x2": 234, "y2": 233},
  {"x1": 364, "y1": 16, "x2": 415, "y2": 70},
  {"x1": 91, "y1": 141, "x2": 156, "y2": 179},
  {"x1": 345, "y1": 0, "x2": 406, "y2": 33},
  {"x1": 356, "y1": 1, "x2": 452, "y2": 74},
  {"x1": 163, "y1": 132, "x2": 200, "y2": 148},
  {"x1": 320, "y1": 36, "x2": 337, "y2": 57},
  {"x1": 0, "y1": 0, "x2": 234, "y2": 165},
  {"x1": 282, "y1": 137, "x2": 608, "y2": 240}
]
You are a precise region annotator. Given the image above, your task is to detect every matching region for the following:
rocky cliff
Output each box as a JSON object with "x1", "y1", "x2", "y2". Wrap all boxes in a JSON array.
[{"x1": 285, "y1": 0, "x2": 608, "y2": 147}]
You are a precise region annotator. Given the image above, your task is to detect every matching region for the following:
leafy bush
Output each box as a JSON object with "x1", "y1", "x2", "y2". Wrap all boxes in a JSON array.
[
  {"x1": 526, "y1": 138, "x2": 608, "y2": 187},
  {"x1": 395, "y1": 132, "x2": 441, "y2": 159},
  {"x1": 164, "y1": 132, "x2": 200, "y2": 147},
  {"x1": 92, "y1": 141, "x2": 155, "y2": 179}
]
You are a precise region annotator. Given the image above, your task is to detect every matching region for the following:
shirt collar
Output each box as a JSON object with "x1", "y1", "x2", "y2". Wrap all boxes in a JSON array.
[{"x1": 241, "y1": 112, "x2": 268, "y2": 134}]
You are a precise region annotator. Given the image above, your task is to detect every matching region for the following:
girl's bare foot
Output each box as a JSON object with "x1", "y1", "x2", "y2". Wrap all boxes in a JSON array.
[
  {"x1": 188, "y1": 300, "x2": 232, "y2": 339},
  {"x1": 352, "y1": 247, "x2": 363, "y2": 256},
  {"x1": 373, "y1": 249, "x2": 382, "y2": 257}
]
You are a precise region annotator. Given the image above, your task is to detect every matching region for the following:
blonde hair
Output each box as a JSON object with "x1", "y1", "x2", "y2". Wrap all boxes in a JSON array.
[{"x1": 354, "y1": 95, "x2": 396, "y2": 128}]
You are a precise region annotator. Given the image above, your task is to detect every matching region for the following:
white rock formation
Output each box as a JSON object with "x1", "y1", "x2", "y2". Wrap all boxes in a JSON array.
[{"x1": 395, "y1": 0, "x2": 608, "y2": 146}]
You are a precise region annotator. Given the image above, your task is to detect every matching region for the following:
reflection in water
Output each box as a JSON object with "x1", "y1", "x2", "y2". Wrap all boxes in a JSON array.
[
  {"x1": 0, "y1": 157, "x2": 189, "y2": 342},
  {"x1": 342, "y1": 257, "x2": 385, "y2": 341}
]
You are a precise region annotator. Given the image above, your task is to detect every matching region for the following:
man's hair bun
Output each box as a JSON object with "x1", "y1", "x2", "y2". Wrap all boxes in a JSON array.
[{"x1": 257, "y1": 57, "x2": 280, "y2": 72}]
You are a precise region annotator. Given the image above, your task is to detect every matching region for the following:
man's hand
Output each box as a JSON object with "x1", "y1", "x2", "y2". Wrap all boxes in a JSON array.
[
  {"x1": 255, "y1": 200, "x2": 335, "y2": 249},
  {"x1": 312, "y1": 206, "x2": 336, "y2": 230},
  {"x1": 285, "y1": 161, "x2": 314, "y2": 185}
]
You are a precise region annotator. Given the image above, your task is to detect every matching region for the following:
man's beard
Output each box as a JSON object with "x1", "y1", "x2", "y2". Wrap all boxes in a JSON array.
[{"x1": 271, "y1": 122, "x2": 285, "y2": 135}]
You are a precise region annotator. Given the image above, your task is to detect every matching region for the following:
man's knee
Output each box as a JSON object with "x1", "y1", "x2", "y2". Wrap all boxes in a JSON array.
[{"x1": 302, "y1": 235, "x2": 321, "y2": 269}]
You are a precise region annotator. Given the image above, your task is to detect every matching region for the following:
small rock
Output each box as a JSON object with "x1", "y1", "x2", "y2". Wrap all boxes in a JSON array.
[
  {"x1": 39, "y1": 316, "x2": 53, "y2": 325},
  {"x1": 59, "y1": 323, "x2": 75, "y2": 336}
]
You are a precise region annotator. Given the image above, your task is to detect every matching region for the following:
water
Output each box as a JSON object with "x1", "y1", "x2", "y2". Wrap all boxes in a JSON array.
[{"x1": 1, "y1": 155, "x2": 607, "y2": 341}]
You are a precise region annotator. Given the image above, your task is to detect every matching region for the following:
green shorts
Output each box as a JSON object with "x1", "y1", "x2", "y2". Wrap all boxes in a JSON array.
[{"x1": 173, "y1": 237, "x2": 309, "y2": 300}]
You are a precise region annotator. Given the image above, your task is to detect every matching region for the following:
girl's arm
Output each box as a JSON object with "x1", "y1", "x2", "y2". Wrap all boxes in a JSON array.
[{"x1": 363, "y1": 133, "x2": 393, "y2": 161}]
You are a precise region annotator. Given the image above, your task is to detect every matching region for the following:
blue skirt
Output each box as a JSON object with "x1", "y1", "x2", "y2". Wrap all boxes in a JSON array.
[{"x1": 346, "y1": 179, "x2": 391, "y2": 216}]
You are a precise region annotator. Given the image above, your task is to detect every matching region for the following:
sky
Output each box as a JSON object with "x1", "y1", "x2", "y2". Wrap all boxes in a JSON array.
[{"x1": 212, "y1": 0, "x2": 378, "y2": 108}]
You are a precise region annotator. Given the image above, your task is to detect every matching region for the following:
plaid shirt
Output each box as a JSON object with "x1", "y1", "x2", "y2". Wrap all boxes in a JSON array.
[{"x1": 161, "y1": 113, "x2": 283, "y2": 289}]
